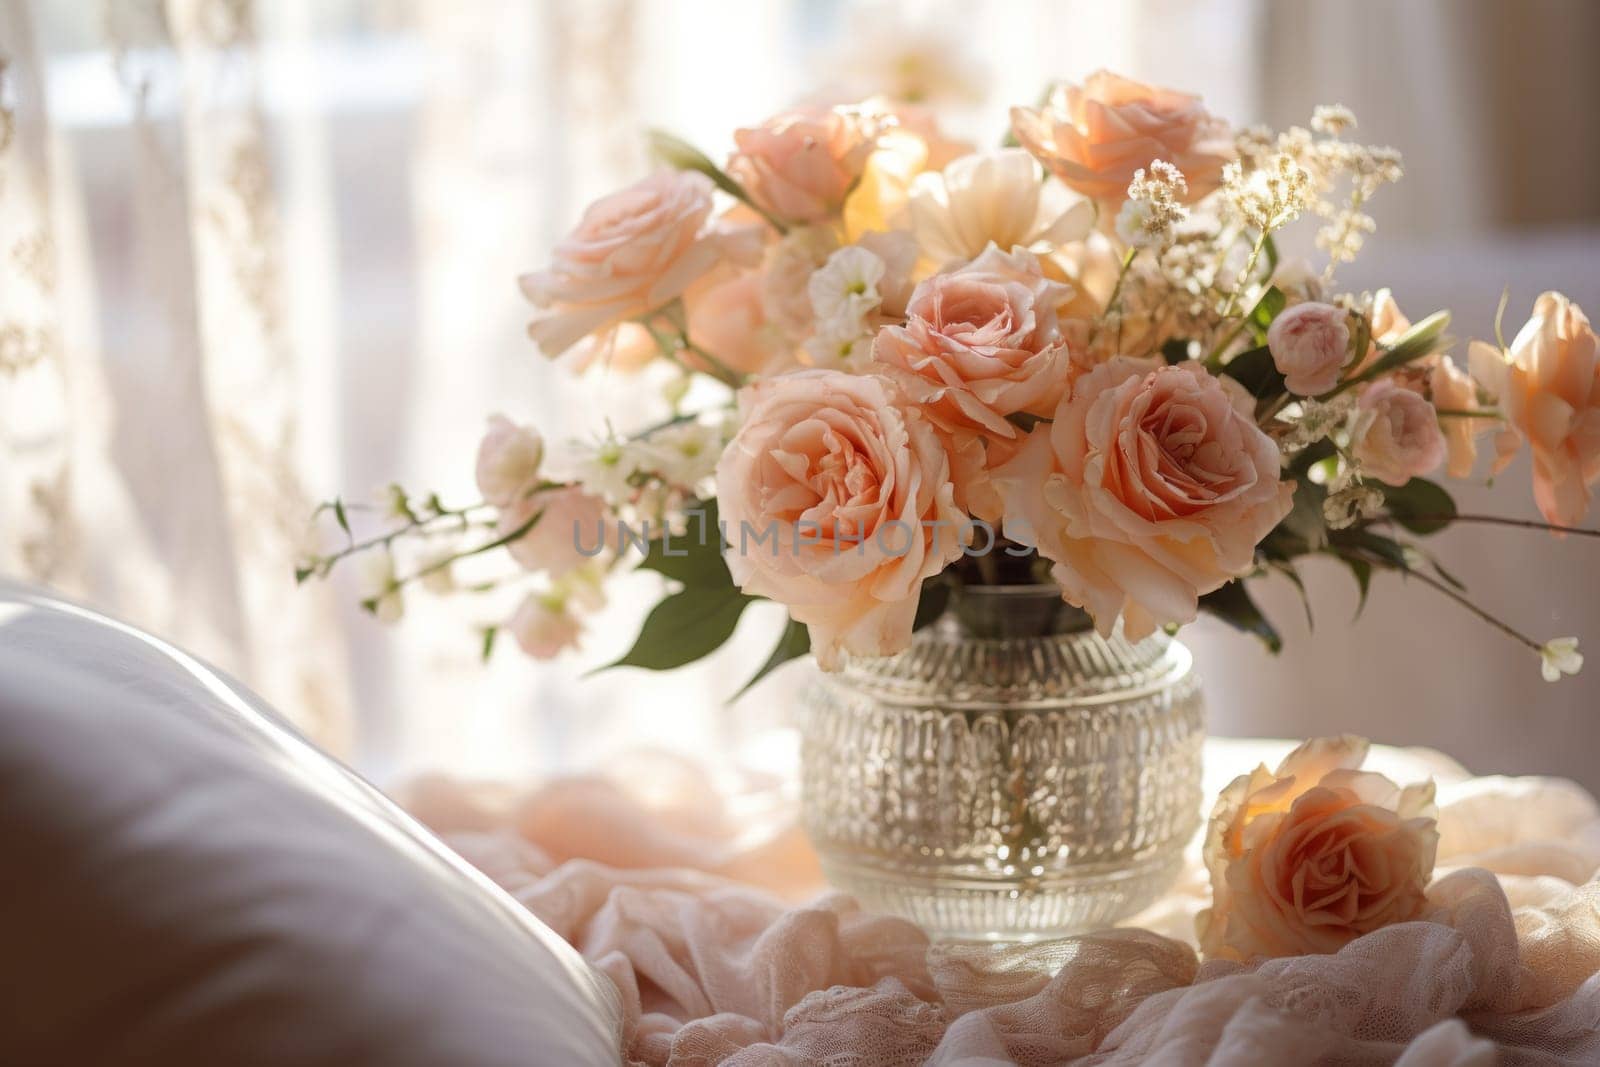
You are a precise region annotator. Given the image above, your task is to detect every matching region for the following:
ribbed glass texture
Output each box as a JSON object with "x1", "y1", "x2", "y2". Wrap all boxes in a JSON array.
[{"x1": 800, "y1": 585, "x2": 1204, "y2": 941}]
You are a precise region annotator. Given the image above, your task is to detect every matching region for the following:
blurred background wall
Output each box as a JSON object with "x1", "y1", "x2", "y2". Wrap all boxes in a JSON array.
[{"x1": 1, "y1": 0, "x2": 1596, "y2": 788}]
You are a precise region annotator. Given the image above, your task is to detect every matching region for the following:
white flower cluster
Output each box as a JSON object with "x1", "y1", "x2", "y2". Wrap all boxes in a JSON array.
[
  {"x1": 1116, "y1": 160, "x2": 1190, "y2": 251},
  {"x1": 804, "y1": 244, "x2": 887, "y2": 370}
]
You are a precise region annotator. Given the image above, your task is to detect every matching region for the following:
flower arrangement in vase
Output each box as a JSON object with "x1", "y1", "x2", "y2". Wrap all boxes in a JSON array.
[{"x1": 303, "y1": 72, "x2": 1599, "y2": 937}]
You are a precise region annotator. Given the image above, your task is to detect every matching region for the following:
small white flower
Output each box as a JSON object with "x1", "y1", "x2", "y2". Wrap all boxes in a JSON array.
[
  {"x1": 1540, "y1": 637, "x2": 1582, "y2": 683},
  {"x1": 808, "y1": 245, "x2": 885, "y2": 339},
  {"x1": 355, "y1": 548, "x2": 404, "y2": 624},
  {"x1": 574, "y1": 434, "x2": 642, "y2": 503},
  {"x1": 802, "y1": 328, "x2": 873, "y2": 372},
  {"x1": 636, "y1": 421, "x2": 722, "y2": 488}
]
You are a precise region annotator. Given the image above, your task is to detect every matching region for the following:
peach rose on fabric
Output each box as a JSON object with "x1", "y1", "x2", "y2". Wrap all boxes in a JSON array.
[
  {"x1": 1353, "y1": 379, "x2": 1446, "y2": 487},
  {"x1": 500, "y1": 485, "x2": 611, "y2": 579},
  {"x1": 871, "y1": 246, "x2": 1075, "y2": 438},
  {"x1": 1476, "y1": 292, "x2": 1600, "y2": 526},
  {"x1": 520, "y1": 171, "x2": 719, "y2": 356},
  {"x1": 728, "y1": 105, "x2": 875, "y2": 225},
  {"x1": 1267, "y1": 301, "x2": 1350, "y2": 396},
  {"x1": 994, "y1": 358, "x2": 1293, "y2": 639},
  {"x1": 1198, "y1": 735, "x2": 1439, "y2": 962},
  {"x1": 1009, "y1": 70, "x2": 1233, "y2": 203},
  {"x1": 714, "y1": 370, "x2": 967, "y2": 668},
  {"x1": 475, "y1": 415, "x2": 545, "y2": 507},
  {"x1": 908, "y1": 149, "x2": 1093, "y2": 266}
]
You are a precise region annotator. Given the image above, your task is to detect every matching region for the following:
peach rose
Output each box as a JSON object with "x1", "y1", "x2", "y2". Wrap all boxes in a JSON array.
[
  {"x1": 1266, "y1": 301, "x2": 1350, "y2": 396},
  {"x1": 872, "y1": 246, "x2": 1075, "y2": 438},
  {"x1": 908, "y1": 149, "x2": 1093, "y2": 266},
  {"x1": 520, "y1": 171, "x2": 718, "y2": 356},
  {"x1": 474, "y1": 415, "x2": 545, "y2": 507},
  {"x1": 728, "y1": 105, "x2": 875, "y2": 225},
  {"x1": 1198, "y1": 735, "x2": 1439, "y2": 961},
  {"x1": 1010, "y1": 70, "x2": 1233, "y2": 203},
  {"x1": 1353, "y1": 379, "x2": 1446, "y2": 486},
  {"x1": 500, "y1": 485, "x2": 611, "y2": 579},
  {"x1": 714, "y1": 370, "x2": 966, "y2": 668},
  {"x1": 1430, "y1": 353, "x2": 1495, "y2": 479},
  {"x1": 1480, "y1": 292, "x2": 1600, "y2": 525},
  {"x1": 684, "y1": 269, "x2": 785, "y2": 377},
  {"x1": 994, "y1": 358, "x2": 1293, "y2": 639}
]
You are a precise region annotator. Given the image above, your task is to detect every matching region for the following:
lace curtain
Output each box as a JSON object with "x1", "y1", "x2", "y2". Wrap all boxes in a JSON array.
[{"x1": 2, "y1": 0, "x2": 1595, "y2": 786}]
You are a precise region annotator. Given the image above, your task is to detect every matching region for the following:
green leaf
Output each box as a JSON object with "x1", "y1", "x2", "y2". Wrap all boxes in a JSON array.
[
  {"x1": 730, "y1": 618, "x2": 810, "y2": 702},
  {"x1": 647, "y1": 129, "x2": 786, "y2": 232},
  {"x1": 1005, "y1": 411, "x2": 1049, "y2": 432},
  {"x1": 912, "y1": 578, "x2": 951, "y2": 632},
  {"x1": 1380, "y1": 477, "x2": 1457, "y2": 536},
  {"x1": 1161, "y1": 338, "x2": 1193, "y2": 365},
  {"x1": 332, "y1": 498, "x2": 350, "y2": 538},
  {"x1": 636, "y1": 500, "x2": 734, "y2": 587},
  {"x1": 1262, "y1": 233, "x2": 1280, "y2": 275},
  {"x1": 1246, "y1": 286, "x2": 1286, "y2": 344},
  {"x1": 1199, "y1": 580, "x2": 1282, "y2": 653},
  {"x1": 1218, "y1": 345, "x2": 1286, "y2": 403},
  {"x1": 480, "y1": 626, "x2": 499, "y2": 662},
  {"x1": 1271, "y1": 561, "x2": 1314, "y2": 630},
  {"x1": 1331, "y1": 528, "x2": 1410, "y2": 571},
  {"x1": 602, "y1": 586, "x2": 753, "y2": 672},
  {"x1": 1281, "y1": 477, "x2": 1330, "y2": 553},
  {"x1": 1346, "y1": 558, "x2": 1373, "y2": 619}
]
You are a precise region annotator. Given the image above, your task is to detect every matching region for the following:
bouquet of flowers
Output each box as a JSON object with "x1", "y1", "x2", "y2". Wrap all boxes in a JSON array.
[{"x1": 303, "y1": 71, "x2": 1597, "y2": 691}]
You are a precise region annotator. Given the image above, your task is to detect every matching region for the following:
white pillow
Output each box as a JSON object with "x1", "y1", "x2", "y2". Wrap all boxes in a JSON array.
[{"x1": 0, "y1": 583, "x2": 622, "y2": 1066}]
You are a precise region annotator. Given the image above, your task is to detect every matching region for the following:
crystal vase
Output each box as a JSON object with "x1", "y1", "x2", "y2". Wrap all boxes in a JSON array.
[{"x1": 799, "y1": 583, "x2": 1204, "y2": 942}]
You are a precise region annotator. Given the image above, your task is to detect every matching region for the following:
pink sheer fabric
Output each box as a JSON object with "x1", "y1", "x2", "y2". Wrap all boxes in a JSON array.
[{"x1": 403, "y1": 742, "x2": 1600, "y2": 1065}]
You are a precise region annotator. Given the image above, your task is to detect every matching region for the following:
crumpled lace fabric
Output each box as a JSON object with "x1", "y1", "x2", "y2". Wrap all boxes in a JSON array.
[{"x1": 403, "y1": 742, "x2": 1600, "y2": 1065}]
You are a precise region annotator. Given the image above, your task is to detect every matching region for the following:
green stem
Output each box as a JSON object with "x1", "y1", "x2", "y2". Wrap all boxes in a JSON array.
[
  {"x1": 1386, "y1": 513, "x2": 1600, "y2": 540},
  {"x1": 1434, "y1": 408, "x2": 1505, "y2": 420},
  {"x1": 1088, "y1": 247, "x2": 1138, "y2": 348},
  {"x1": 1403, "y1": 565, "x2": 1543, "y2": 653},
  {"x1": 394, "y1": 506, "x2": 548, "y2": 589}
]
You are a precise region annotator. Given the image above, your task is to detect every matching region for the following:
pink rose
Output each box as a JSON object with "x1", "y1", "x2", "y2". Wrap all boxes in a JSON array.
[
  {"x1": 500, "y1": 485, "x2": 610, "y2": 578},
  {"x1": 1266, "y1": 301, "x2": 1350, "y2": 396},
  {"x1": 871, "y1": 246, "x2": 1074, "y2": 438},
  {"x1": 1353, "y1": 379, "x2": 1446, "y2": 487},
  {"x1": 474, "y1": 415, "x2": 545, "y2": 507},
  {"x1": 520, "y1": 171, "x2": 718, "y2": 356},
  {"x1": 714, "y1": 370, "x2": 967, "y2": 668},
  {"x1": 1482, "y1": 293, "x2": 1600, "y2": 525},
  {"x1": 728, "y1": 105, "x2": 875, "y2": 225},
  {"x1": 995, "y1": 358, "x2": 1293, "y2": 639},
  {"x1": 1010, "y1": 70, "x2": 1233, "y2": 203},
  {"x1": 1198, "y1": 736, "x2": 1439, "y2": 961}
]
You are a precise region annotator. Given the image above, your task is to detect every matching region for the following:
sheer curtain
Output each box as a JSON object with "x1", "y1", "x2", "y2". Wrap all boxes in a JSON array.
[{"x1": 9, "y1": 0, "x2": 1593, "y2": 790}]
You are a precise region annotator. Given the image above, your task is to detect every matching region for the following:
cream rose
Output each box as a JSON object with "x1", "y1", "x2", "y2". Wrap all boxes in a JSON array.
[
  {"x1": 1353, "y1": 379, "x2": 1446, "y2": 486},
  {"x1": 871, "y1": 246, "x2": 1075, "y2": 438},
  {"x1": 1010, "y1": 70, "x2": 1233, "y2": 203},
  {"x1": 995, "y1": 358, "x2": 1293, "y2": 639},
  {"x1": 714, "y1": 370, "x2": 967, "y2": 668},
  {"x1": 519, "y1": 170, "x2": 718, "y2": 356},
  {"x1": 1267, "y1": 301, "x2": 1351, "y2": 396},
  {"x1": 1198, "y1": 735, "x2": 1439, "y2": 961},
  {"x1": 474, "y1": 415, "x2": 545, "y2": 507},
  {"x1": 728, "y1": 105, "x2": 875, "y2": 225},
  {"x1": 908, "y1": 149, "x2": 1093, "y2": 266},
  {"x1": 1480, "y1": 292, "x2": 1600, "y2": 525},
  {"x1": 500, "y1": 485, "x2": 610, "y2": 578}
]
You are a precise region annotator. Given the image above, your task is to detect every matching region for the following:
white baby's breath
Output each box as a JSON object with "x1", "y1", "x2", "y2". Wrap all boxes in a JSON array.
[
  {"x1": 1540, "y1": 637, "x2": 1583, "y2": 683},
  {"x1": 808, "y1": 245, "x2": 886, "y2": 340}
]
